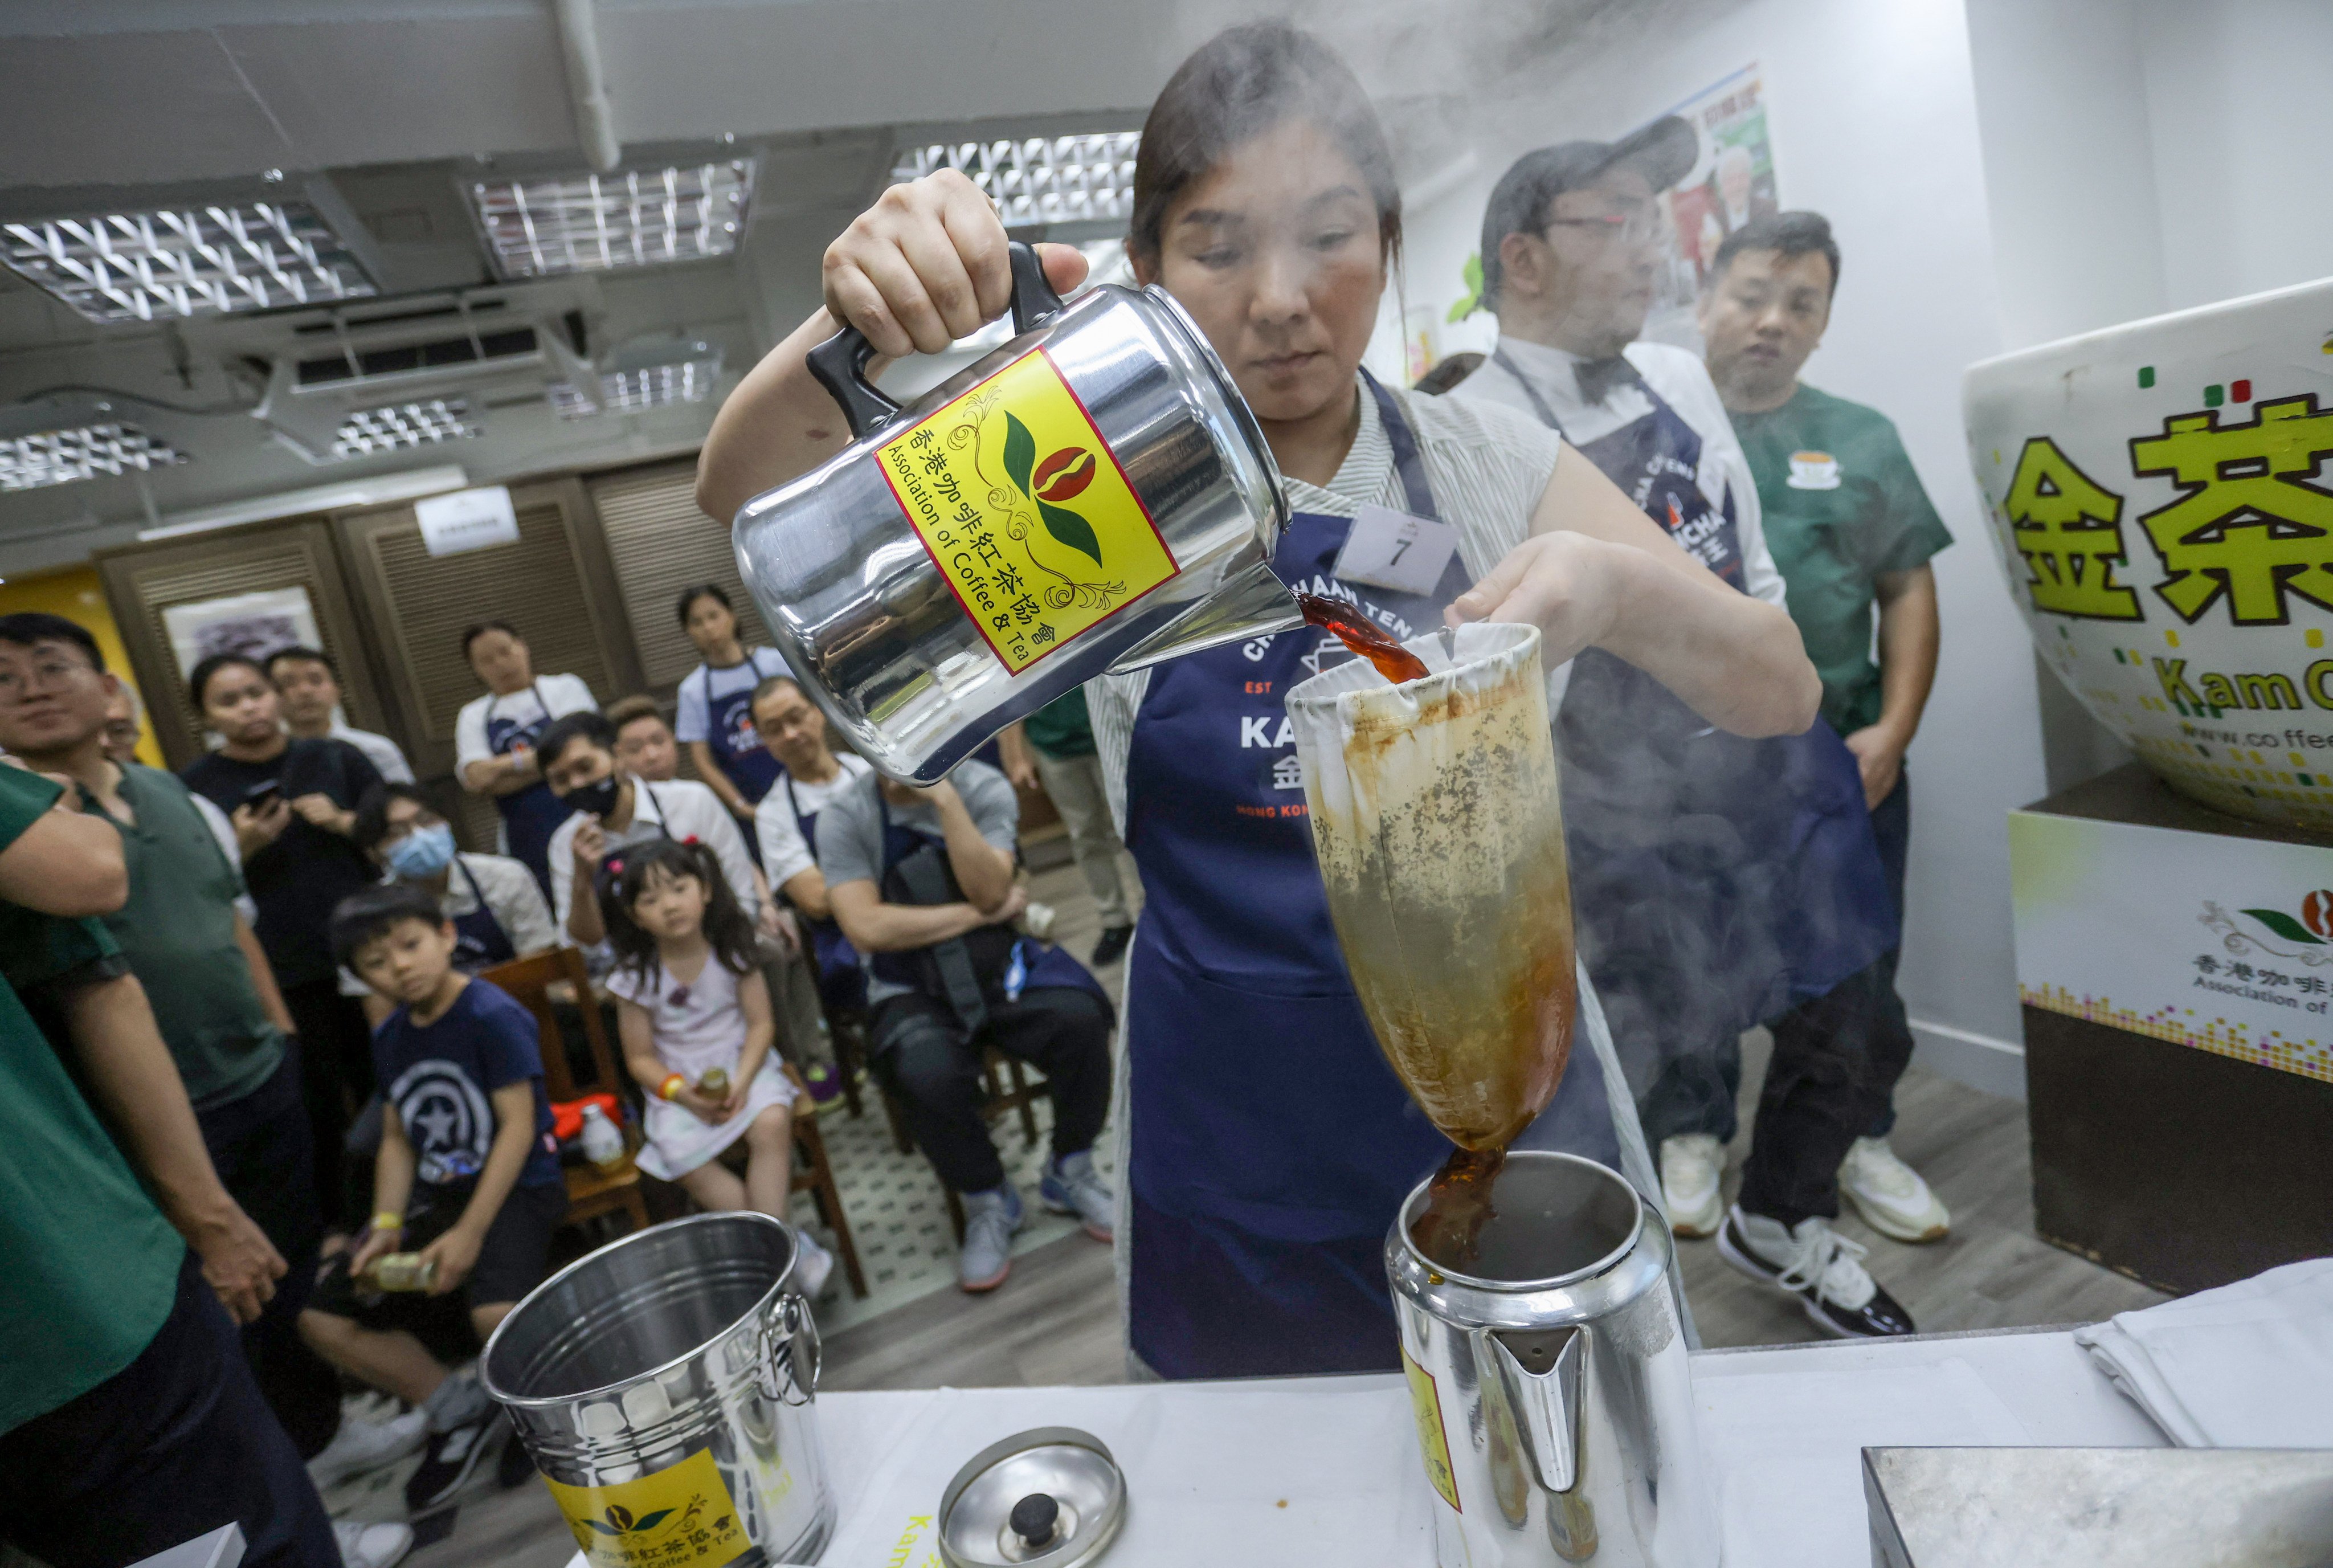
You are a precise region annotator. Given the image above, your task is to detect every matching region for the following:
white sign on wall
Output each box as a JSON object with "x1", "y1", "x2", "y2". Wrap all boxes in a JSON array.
[{"x1": 415, "y1": 485, "x2": 520, "y2": 557}]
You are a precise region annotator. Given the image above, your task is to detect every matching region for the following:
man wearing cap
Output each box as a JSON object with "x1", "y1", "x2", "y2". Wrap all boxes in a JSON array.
[{"x1": 1458, "y1": 125, "x2": 1916, "y2": 1340}]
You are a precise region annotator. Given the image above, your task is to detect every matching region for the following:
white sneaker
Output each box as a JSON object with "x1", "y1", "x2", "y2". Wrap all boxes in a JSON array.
[
  {"x1": 1716, "y1": 1207, "x2": 1915, "y2": 1338},
  {"x1": 1838, "y1": 1136, "x2": 1951, "y2": 1243},
  {"x1": 792, "y1": 1228, "x2": 836, "y2": 1300},
  {"x1": 308, "y1": 1407, "x2": 428, "y2": 1491},
  {"x1": 1658, "y1": 1134, "x2": 1725, "y2": 1238},
  {"x1": 335, "y1": 1521, "x2": 415, "y2": 1568}
]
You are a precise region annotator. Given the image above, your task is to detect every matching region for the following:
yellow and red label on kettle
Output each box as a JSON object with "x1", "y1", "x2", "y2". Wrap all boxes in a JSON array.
[{"x1": 875, "y1": 346, "x2": 1181, "y2": 675}]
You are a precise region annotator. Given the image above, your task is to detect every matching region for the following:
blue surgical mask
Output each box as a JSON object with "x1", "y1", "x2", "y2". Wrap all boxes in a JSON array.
[{"x1": 385, "y1": 822, "x2": 457, "y2": 880}]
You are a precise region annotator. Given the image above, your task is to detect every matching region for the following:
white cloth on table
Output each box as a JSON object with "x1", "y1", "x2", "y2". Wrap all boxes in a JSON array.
[
  {"x1": 2073, "y1": 1256, "x2": 2333, "y2": 1448},
  {"x1": 606, "y1": 954, "x2": 796, "y2": 1179}
]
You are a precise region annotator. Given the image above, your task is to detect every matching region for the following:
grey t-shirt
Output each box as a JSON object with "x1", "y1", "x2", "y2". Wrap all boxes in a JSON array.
[{"x1": 816, "y1": 759, "x2": 1019, "y2": 1004}]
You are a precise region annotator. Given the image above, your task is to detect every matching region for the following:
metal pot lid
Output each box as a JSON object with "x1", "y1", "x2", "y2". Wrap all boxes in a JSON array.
[{"x1": 937, "y1": 1426, "x2": 1126, "y2": 1568}]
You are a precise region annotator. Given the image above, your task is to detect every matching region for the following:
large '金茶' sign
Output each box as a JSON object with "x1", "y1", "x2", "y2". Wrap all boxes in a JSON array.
[{"x1": 1966, "y1": 276, "x2": 2333, "y2": 831}]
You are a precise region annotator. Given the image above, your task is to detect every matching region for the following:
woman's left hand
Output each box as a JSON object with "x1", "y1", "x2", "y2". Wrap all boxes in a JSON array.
[{"x1": 1447, "y1": 532, "x2": 1626, "y2": 669}]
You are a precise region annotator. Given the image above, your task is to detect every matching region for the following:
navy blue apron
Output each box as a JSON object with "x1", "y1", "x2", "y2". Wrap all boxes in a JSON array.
[
  {"x1": 1492, "y1": 349, "x2": 1894, "y2": 1043},
  {"x1": 694, "y1": 650, "x2": 787, "y2": 805},
  {"x1": 447, "y1": 858, "x2": 517, "y2": 972},
  {"x1": 784, "y1": 771, "x2": 866, "y2": 1015},
  {"x1": 1121, "y1": 374, "x2": 1618, "y2": 1382},
  {"x1": 868, "y1": 794, "x2": 1110, "y2": 1022},
  {"x1": 483, "y1": 682, "x2": 569, "y2": 896}
]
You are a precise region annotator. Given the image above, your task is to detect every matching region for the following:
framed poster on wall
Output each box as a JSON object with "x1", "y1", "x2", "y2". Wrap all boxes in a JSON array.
[
  {"x1": 160, "y1": 585, "x2": 323, "y2": 677},
  {"x1": 1643, "y1": 63, "x2": 1780, "y2": 347}
]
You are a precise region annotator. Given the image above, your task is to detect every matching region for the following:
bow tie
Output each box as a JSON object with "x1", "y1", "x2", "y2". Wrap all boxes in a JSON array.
[{"x1": 1574, "y1": 355, "x2": 1642, "y2": 403}]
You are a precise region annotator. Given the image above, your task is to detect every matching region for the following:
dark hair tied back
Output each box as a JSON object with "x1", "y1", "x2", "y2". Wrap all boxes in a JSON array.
[{"x1": 1131, "y1": 23, "x2": 1401, "y2": 275}]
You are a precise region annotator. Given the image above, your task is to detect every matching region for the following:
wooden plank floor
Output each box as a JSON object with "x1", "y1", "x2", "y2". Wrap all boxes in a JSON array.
[{"x1": 1676, "y1": 1031, "x2": 2169, "y2": 1348}]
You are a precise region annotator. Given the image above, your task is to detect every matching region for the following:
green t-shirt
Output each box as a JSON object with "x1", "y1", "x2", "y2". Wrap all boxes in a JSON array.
[
  {"x1": 79, "y1": 765, "x2": 285, "y2": 1108},
  {"x1": 1022, "y1": 686, "x2": 1097, "y2": 760},
  {"x1": 0, "y1": 765, "x2": 185, "y2": 1435},
  {"x1": 1730, "y1": 383, "x2": 1955, "y2": 735}
]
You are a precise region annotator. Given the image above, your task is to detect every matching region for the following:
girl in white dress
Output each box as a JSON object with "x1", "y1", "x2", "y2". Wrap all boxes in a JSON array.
[{"x1": 602, "y1": 838, "x2": 832, "y2": 1293}]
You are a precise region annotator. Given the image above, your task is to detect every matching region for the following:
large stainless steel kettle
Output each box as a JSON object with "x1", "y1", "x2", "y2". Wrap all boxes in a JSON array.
[
  {"x1": 1388, "y1": 1152, "x2": 1719, "y2": 1568},
  {"x1": 730, "y1": 243, "x2": 1300, "y2": 783}
]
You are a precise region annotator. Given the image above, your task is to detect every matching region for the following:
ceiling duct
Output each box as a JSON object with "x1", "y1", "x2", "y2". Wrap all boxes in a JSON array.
[{"x1": 229, "y1": 288, "x2": 600, "y2": 464}]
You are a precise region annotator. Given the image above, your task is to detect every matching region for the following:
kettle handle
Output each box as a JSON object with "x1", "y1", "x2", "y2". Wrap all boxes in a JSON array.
[{"x1": 804, "y1": 240, "x2": 1068, "y2": 440}]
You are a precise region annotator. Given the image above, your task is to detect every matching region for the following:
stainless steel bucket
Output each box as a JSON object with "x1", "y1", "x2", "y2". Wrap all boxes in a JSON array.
[
  {"x1": 731, "y1": 242, "x2": 1298, "y2": 783},
  {"x1": 481, "y1": 1212, "x2": 833, "y2": 1566},
  {"x1": 1386, "y1": 1152, "x2": 1718, "y2": 1568}
]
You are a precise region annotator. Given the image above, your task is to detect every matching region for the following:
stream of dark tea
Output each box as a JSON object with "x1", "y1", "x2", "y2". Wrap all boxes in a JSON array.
[
  {"x1": 1297, "y1": 590, "x2": 1429, "y2": 683},
  {"x1": 1299, "y1": 591, "x2": 1505, "y2": 1263},
  {"x1": 1410, "y1": 1145, "x2": 1507, "y2": 1268}
]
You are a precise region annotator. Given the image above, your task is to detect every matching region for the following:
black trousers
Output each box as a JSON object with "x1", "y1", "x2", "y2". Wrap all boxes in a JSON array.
[
  {"x1": 870, "y1": 986, "x2": 1113, "y2": 1195},
  {"x1": 1638, "y1": 772, "x2": 1917, "y2": 1154},
  {"x1": 197, "y1": 1043, "x2": 341, "y2": 1458},
  {"x1": 0, "y1": 1253, "x2": 339, "y2": 1568},
  {"x1": 280, "y1": 977, "x2": 377, "y2": 1230}
]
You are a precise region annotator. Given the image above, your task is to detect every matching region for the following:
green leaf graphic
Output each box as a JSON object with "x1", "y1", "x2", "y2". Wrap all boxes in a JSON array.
[
  {"x1": 584, "y1": 1520, "x2": 623, "y2": 1537},
  {"x1": 1447, "y1": 252, "x2": 1484, "y2": 324},
  {"x1": 1038, "y1": 501, "x2": 1102, "y2": 566},
  {"x1": 2241, "y1": 909, "x2": 2323, "y2": 945},
  {"x1": 634, "y1": 1510, "x2": 674, "y2": 1532},
  {"x1": 1003, "y1": 413, "x2": 1035, "y2": 497}
]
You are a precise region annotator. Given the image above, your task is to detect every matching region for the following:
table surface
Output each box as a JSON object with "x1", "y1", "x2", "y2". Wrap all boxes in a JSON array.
[{"x1": 565, "y1": 1324, "x2": 2164, "y2": 1568}]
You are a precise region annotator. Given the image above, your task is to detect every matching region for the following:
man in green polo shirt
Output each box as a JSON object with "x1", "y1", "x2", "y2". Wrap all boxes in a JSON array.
[
  {"x1": 0, "y1": 610, "x2": 378, "y2": 1460},
  {"x1": 0, "y1": 760, "x2": 348, "y2": 1568},
  {"x1": 1698, "y1": 210, "x2": 1956, "y2": 1246}
]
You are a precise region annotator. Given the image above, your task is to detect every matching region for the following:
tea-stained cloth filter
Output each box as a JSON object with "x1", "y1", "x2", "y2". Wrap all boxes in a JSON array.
[{"x1": 1286, "y1": 623, "x2": 1665, "y2": 1214}]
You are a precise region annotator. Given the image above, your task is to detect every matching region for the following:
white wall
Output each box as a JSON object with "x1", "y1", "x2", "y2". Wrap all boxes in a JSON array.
[{"x1": 1382, "y1": 0, "x2": 2041, "y2": 1096}]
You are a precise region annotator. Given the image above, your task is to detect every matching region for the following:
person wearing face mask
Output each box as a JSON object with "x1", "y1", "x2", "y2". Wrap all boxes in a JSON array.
[
  {"x1": 349, "y1": 785, "x2": 556, "y2": 986},
  {"x1": 181, "y1": 652, "x2": 386, "y2": 1237},
  {"x1": 536, "y1": 712, "x2": 769, "y2": 957},
  {"x1": 452, "y1": 621, "x2": 599, "y2": 898},
  {"x1": 697, "y1": 26, "x2": 1822, "y2": 1377},
  {"x1": 1461, "y1": 141, "x2": 1911, "y2": 1337}
]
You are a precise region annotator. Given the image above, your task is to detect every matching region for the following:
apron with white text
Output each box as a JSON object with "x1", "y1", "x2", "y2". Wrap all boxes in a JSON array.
[
  {"x1": 1493, "y1": 349, "x2": 1895, "y2": 1081},
  {"x1": 1121, "y1": 374, "x2": 1621, "y2": 1381},
  {"x1": 484, "y1": 683, "x2": 568, "y2": 897}
]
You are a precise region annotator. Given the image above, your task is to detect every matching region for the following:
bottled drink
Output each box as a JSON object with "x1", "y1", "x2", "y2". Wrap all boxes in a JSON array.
[
  {"x1": 368, "y1": 1252, "x2": 438, "y2": 1292},
  {"x1": 696, "y1": 1067, "x2": 729, "y2": 1099},
  {"x1": 579, "y1": 1101, "x2": 627, "y2": 1170}
]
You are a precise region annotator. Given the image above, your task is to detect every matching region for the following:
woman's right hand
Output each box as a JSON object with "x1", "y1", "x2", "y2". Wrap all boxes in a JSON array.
[
  {"x1": 822, "y1": 171, "x2": 1089, "y2": 360},
  {"x1": 231, "y1": 796, "x2": 293, "y2": 858}
]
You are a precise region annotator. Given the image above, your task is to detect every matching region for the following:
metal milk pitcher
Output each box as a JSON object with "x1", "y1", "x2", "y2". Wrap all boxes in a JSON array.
[
  {"x1": 1387, "y1": 1152, "x2": 1718, "y2": 1568},
  {"x1": 732, "y1": 242, "x2": 1298, "y2": 783}
]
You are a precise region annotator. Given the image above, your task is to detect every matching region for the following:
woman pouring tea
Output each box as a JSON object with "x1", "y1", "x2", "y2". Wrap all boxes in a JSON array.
[{"x1": 698, "y1": 24, "x2": 1820, "y2": 1378}]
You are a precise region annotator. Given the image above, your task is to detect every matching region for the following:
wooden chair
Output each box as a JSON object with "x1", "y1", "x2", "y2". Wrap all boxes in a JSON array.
[
  {"x1": 701, "y1": 1064, "x2": 868, "y2": 1298},
  {"x1": 477, "y1": 948, "x2": 651, "y2": 1237},
  {"x1": 781, "y1": 1064, "x2": 868, "y2": 1298}
]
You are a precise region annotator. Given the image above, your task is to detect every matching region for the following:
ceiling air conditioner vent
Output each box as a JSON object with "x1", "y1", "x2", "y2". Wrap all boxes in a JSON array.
[{"x1": 295, "y1": 324, "x2": 540, "y2": 391}]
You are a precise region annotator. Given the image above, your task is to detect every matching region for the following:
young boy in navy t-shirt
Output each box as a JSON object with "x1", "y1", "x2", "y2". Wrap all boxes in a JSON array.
[{"x1": 300, "y1": 884, "x2": 567, "y2": 1515}]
